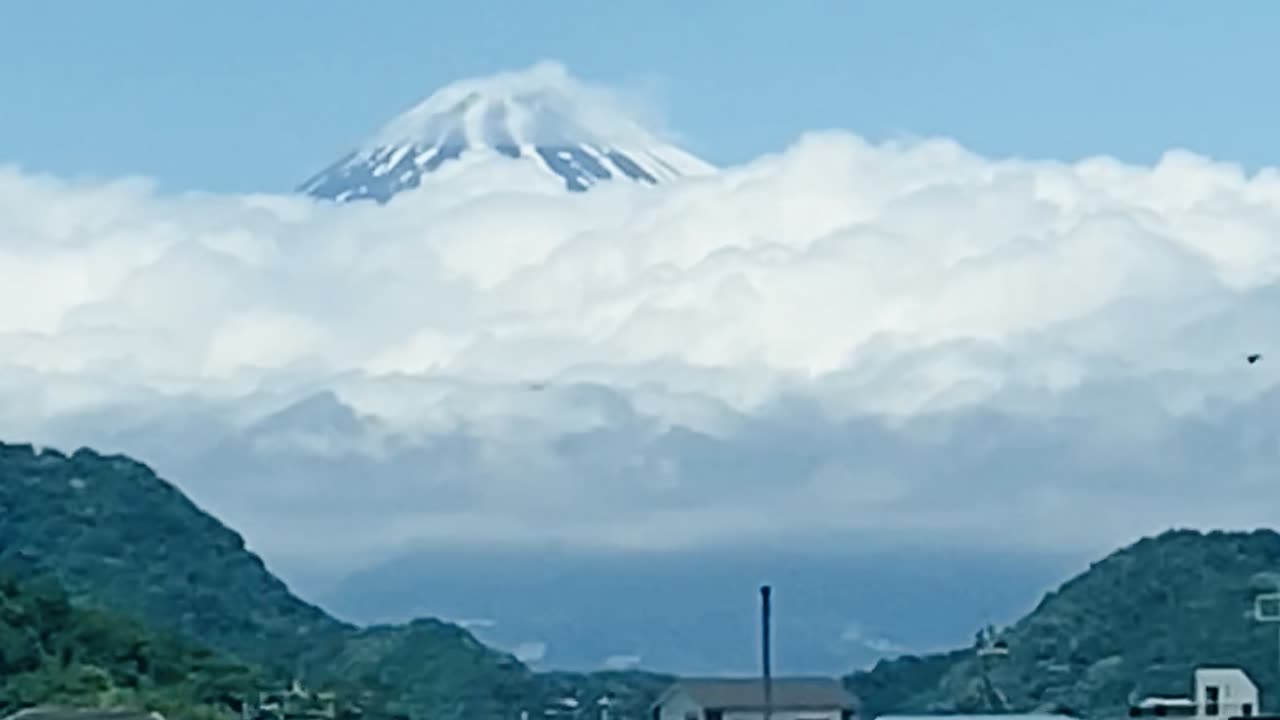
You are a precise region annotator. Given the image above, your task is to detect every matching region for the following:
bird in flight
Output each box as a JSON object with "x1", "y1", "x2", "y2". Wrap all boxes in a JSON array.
[{"x1": 1247, "y1": 353, "x2": 1262, "y2": 364}]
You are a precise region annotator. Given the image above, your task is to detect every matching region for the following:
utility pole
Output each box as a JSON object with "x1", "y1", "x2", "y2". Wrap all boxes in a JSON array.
[{"x1": 761, "y1": 585, "x2": 773, "y2": 720}]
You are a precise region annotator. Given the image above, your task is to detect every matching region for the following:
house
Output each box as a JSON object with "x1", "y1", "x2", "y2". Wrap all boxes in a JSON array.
[
  {"x1": 248, "y1": 679, "x2": 341, "y2": 720},
  {"x1": 1129, "y1": 667, "x2": 1260, "y2": 720},
  {"x1": 652, "y1": 677, "x2": 858, "y2": 720}
]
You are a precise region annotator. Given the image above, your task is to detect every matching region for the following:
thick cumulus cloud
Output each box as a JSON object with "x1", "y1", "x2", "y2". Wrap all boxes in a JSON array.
[{"x1": 4, "y1": 133, "x2": 1280, "y2": 578}]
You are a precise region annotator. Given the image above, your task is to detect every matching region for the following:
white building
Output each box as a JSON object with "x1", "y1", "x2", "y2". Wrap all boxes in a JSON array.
[
  {"x1": 652, "y1": 677, "x2": 858, "y2": 720},
  {"x1": 1130, "y1": 667, "x2": 1260, "y2": 719}
]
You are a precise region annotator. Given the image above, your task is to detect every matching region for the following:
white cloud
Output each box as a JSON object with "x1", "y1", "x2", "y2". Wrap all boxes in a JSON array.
[
  {"x1": 603, "y1": 655, "x2": 642, "y2": 671},
  {"x1": 841, "y1": 623, "x2": 912, "y2": 657},
  {"x1": 371, "y1": 60, "x2": 684, "y2": 152},
  {"x1": 4, "y1": 124, "x2": 1280, "y2": 581},
  {"x1": 514, "y1": 641, "x2": 548, "y2": 664}
]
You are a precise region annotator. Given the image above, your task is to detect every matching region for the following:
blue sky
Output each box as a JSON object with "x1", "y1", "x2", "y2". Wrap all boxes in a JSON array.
[{"x1": 3, "y1": 1, "x2": 1279, "y2": 193}]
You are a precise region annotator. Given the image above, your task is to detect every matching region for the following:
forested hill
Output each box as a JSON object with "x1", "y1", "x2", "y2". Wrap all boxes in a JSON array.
[
  {"x1": 0, "y1": 441, "x2": 536, "y2": 720},
  {"x1": 0, "y1": 442, "x2": 340, "y2": 668},
  {"x1": 846, "y1": 529, "x2": 1280, "y2": 719}
]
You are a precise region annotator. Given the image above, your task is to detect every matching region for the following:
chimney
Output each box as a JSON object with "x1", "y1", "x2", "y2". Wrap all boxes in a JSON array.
[{"x1": 761, "y1": 585, "x2": 773, "y2": 720}]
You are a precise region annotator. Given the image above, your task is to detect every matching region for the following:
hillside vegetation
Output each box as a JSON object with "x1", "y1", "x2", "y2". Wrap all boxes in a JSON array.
[
  {"x1": 0, "y1": 441, "x2": 537, "y2": 720},
  {"x1": 846, "y1": 529, "x2": 1280, "y2": 719},
  {"x1": 15, "y1": 438, "x2": 1278, "y2": 720},
  {"x1": 0, "y1": 569, "x2": 257, "y2": 718}
]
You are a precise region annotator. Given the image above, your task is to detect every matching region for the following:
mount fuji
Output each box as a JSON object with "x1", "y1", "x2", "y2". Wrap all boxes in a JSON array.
[{"x1": 300, "y1": 62, "x2": 715, "y2": 202}]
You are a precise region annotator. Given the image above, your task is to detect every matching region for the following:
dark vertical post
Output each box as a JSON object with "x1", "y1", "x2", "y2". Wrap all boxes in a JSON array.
[{"x1": 761, "y1": 585, "x2": 773, "y2": 720}]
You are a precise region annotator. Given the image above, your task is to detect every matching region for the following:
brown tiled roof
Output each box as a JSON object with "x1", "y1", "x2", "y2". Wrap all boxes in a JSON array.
[{"x1": 664, "y1": 677, "x2": 858, "y2": 711}]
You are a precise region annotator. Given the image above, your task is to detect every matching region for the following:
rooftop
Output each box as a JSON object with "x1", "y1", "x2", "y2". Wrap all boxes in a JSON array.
[{"x1": 661, "y1": 677, "x2": 857, "y2": 711}]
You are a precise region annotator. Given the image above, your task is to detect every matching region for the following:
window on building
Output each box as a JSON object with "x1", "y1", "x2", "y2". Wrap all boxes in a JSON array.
[
  {"x1": 1205, "y1": 686, "x2": 1220, "y2": 717},
  {"x1": 1242, "y1": 704, "x2": 1254, "y2": 717}
]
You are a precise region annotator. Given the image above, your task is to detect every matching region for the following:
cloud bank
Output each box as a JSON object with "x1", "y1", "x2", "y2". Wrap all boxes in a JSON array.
[{"x1": 4, "y1": 128, "x2": 1280, "y2": 578}]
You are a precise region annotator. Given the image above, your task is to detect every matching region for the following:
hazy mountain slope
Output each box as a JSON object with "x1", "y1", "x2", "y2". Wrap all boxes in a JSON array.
[{"x1": 321, "y1": 546, "x2": 1082, "y2": 675}]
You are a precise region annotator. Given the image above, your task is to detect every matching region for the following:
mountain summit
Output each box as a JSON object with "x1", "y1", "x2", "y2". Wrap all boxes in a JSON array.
[{"x1": 301, "y1": 61, "x2": 714, "y2": 202}]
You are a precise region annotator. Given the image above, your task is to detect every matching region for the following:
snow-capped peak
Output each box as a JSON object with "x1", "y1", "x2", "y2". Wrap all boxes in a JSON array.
[{"x1": 300, "y1": 61, "x2": 715, "y2": 202}]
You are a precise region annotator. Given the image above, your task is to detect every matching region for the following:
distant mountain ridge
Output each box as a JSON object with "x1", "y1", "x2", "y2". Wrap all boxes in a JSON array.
[{"x1": 300, "y1": 61, "x2": 713, "y2": 202}]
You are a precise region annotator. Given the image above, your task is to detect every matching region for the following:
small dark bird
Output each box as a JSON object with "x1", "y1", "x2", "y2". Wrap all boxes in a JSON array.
[{"x1": 1247, "y1": 354, "x2": 1262, "y2": 364}]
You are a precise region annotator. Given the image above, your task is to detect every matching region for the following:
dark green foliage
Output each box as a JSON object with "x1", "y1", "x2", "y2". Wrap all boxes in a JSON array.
[
  {"x1": 0, "y1": 569, "x2": 258, "y2": 718},
  {"x1": 845, "y1": 529, "x2": 1280, "y2": 719}
]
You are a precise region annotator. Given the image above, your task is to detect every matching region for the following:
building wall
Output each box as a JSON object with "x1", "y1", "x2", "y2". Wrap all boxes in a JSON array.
[{"x1": 657, "y1": 690, "x2": 704, "y2": 720}]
